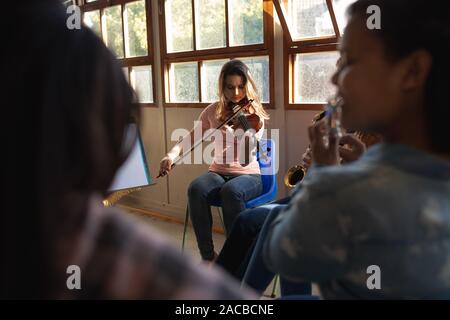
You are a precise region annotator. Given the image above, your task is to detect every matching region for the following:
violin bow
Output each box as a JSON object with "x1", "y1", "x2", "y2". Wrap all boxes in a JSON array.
[{"x1": 156, "y1": 99, "x2": 254, "y2": 178}]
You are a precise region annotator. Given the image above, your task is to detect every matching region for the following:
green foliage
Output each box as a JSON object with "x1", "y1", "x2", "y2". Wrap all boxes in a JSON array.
[
  {"x1": 197, "y1": 0, "x2": 226, "y2": 49},
  {"x1": 230, "y1": 0, "x2": 263, "y2": 45},
  {"x1": 84, "y1": 1, "x2": 148, "y2": 58},
  {"x1": 126, "y1": 0, "x2": 148, "y2": 57},
  {"x1": 167, "y1": 0, "x2": 264, "y2": 52},
  {"x1": 84, "y1": 11, "x2": 101, "y2": 37},
  {"x1": 104, "y1": 5, "x2": 124, "y2": 58},
  {"x1": 167, "y1": 0, "x2": 193, "y2": 52}
]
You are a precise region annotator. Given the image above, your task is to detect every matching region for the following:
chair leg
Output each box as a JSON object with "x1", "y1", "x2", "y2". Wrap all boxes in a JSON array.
[
  {"x1": 270, "y1": 274, "x2": 279, "y2": 298},
  {"x1": 181, "y1": 206, "x2": 189, "y2": 253},
  {"x1": 216, "y1": 207, "x2": 226, "y2": 234}
]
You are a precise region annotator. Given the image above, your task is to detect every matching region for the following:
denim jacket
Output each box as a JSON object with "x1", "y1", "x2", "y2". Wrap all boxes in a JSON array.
[{"x1": 264, "y1": 144, "x2": 450, "y2": 299}]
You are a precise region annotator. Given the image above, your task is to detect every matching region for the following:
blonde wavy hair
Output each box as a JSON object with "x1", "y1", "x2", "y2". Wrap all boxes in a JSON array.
[{"x1": 216, "y1": 59, "x2": 270, "y2": 122}]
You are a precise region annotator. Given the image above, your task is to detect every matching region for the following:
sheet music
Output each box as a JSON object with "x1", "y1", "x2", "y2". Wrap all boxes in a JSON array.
[{"x1": 108, "y1": 124, "x2": 152, "y2": 192}]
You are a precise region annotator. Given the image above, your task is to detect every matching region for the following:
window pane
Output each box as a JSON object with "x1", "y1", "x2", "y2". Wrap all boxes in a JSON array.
[
  {"x1": 170, "y1": 62, "x2": 199, "y2": 102},
  {"x1": 83, "y1": 10, "x2": 101, "y2": 38},
  {"x1": 195, "y1": 0, "x2": 226, "y2": 50},
  {"x1": 131, "y1": 66, "x2": 153, "y2": 103},
  {"x1": 201, "y1": 59, "x2": 229, "y2": 102},
  {"x1": 229, "y1": 0, "x2": 263, "y2": 46},
  {"x1": 165, "y1": 0, "x2": 194, "y2": 53},
  {"x1": 103, "y1": 6, "x2": 124, "y2": 58},
  {"x1": 294, "y1": 52, "x2": 339, "y2": 103},
  {"x1": 124, "y1": 0, "x2": 148, "y2": 58},
  {"x1": 289, "y1": 0, "x2": 335, "y2": 40},
  {"x1": 238, "y1": 56, "x2": 269, "y2": 103},
  {"x1": 332, "y1": 0, "x2": 357, "y2": 34}
]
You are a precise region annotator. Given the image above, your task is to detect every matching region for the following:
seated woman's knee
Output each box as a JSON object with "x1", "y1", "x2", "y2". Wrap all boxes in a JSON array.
[
  {"x1": 187, "y1": 178, "x2": 207, "y2": 199},
  {"x1": 220, "y1": 183, "x2": 243, "y2": 201}
]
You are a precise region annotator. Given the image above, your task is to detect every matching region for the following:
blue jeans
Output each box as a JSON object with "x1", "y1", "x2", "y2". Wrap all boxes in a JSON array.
[
  {"x1": 188, "y1": 171, "x2": 262, "y2": 260},
  {"x1": 215, "y1": 205, "x2": 277, "y2": 277},
  {"x1": 242, "y1": 205, "x2": 311, "y2": 296},
  {"x1": 216, "y1": 197, "x2": 291, "y2": 278}
]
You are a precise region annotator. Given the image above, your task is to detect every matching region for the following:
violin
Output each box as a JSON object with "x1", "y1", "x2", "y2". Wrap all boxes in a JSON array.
[
  {"x1": 225, "y1": 98, "x2": 269, "y2": 165},
  {"x1": 225, "y1": 98, "x2": 263, "y2": 132}
]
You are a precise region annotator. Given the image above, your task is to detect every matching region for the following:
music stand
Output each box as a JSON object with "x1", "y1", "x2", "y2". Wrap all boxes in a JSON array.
[{"x1": 103, "y1": 124, "x2": 154, "y2": 206}]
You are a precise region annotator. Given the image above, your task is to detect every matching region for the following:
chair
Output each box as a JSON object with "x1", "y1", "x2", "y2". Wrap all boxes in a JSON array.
[{"x1": 181, "y1": 138, "x2": 277, "y2": 251}]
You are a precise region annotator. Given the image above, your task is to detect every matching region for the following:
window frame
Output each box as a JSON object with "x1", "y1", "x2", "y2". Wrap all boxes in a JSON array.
[
  {"x1": 80, "y1": 0, "x2": 157, "y2": 108},
  {"x1": 273, "y1": 0, "x2": 341, "y2": 110},
  {"x1": 159, "y1": 0, "x2": 275, "y2": 109}
]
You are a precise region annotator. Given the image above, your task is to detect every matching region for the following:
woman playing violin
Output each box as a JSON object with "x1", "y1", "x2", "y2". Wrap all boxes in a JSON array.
[{"x1": 158, "y1": 59, "x2": 270, "y2": 262}]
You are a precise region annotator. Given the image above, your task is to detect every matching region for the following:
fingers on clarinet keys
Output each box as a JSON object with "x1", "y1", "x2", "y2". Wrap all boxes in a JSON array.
[{"x1": 325, "y1": 98, "x2": 344, "y2": 138}]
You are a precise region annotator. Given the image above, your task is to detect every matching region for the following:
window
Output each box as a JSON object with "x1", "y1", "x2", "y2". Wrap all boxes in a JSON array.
[
  {"x1": 160, "y1": 0, "x2": 274, "y2": 108},
  {"x1": 201, "y1": 59, "x2": 229, "y2": 102},
  {"x1": 196, "y1": 0, "x2": 226, "y2": 50},
  {"x1": 294, "y1": 51, "x2": 339, "y2": 103},
  {"x1": 274, "y1": 0, "x2": 356, "y2": 110},
  {"x1": 228, "y1": 0, "x2": 264, "y2": 46},
  {"x1": 165, "y1": 0, "x2": 195, "y2": 53},
  {"x1": 239, "y1": 56, "x2": 270, "y2": 103},
  {"x1": 333, "y1": 0, "x2": 358, "y2": 34},
  {"x1": 81, "y1": 0, "x2": 155, "y2": 107},
  {"x1": 83, "y1": 10, "x2": 101, "y2": 37},
  {"x1": 289, "y1": 0, "x2": 334, "y2": 40},
  {"x1": 130, "y1": 65, "x2": 153, "y2": 103},
  {"x1": 103, "y1": 5, "x2": 124, "y2": 58},
  {"x1": 124, "y1": 0, "x2": 149, "y2": 57},
  {"x1": 169, "y1": 62, "x2": 199, "y2": 102}
]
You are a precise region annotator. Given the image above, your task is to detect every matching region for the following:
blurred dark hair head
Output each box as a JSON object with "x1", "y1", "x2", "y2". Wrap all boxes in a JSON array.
[
  {"x1": 2, "y1": 0, "x2": 139, "y2": 298},
  {"x1": 348, "y1": 0, "x2": 450, "y2": 153}
]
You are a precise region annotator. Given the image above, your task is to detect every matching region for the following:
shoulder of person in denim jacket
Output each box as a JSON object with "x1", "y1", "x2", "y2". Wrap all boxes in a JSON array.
[
  {"x1": 262, "y1": 148, "x2": 386, "y2": 282},
  {"x1": 287, "y1": 151, "x2": 379, "y2": 207}
]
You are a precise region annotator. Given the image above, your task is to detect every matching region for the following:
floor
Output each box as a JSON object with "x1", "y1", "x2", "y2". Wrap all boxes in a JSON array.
[
  {"x1": 121, "y1": 206, "x2": 281, "y2": 298},
  {"x1": 123, "y1": 206, "x2": 226, "y2": 261}
]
